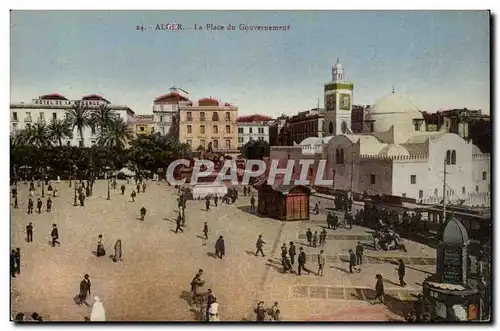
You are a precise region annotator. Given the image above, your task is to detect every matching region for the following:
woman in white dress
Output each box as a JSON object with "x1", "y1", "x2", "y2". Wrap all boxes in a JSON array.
[
  {"x1": 208, "y1": 298, "x2": 220, "y2": 322},
  {"x1": 90, "y1": 296, "x2": 106, "y2": 321}
]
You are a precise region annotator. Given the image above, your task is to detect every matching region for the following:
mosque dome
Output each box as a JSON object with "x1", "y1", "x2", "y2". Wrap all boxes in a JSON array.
[
  {"x1": 442, "y1": 218, "x2": 469, "y2": 244},
  {"x1": 365, "y1": 93, "x2": 424, "y2": 133},
  {"x1": 378, "y1": 144, "x2": 410, "y2": 157}
]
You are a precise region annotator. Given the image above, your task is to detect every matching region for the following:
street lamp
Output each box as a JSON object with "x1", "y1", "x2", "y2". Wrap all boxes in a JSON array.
[
  {"x1": 41, "y1": 169, "x2": 45, "y2": 198},
  {"x1": 73, "y1": 166, "x2": 78, "y2": 206},
  {"x1": 105, "y1": 166, "x2": 111, "y2": 200}
]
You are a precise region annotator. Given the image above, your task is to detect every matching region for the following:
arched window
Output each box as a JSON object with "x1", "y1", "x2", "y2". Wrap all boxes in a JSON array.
[
  {"x1": 340, "y1": 148, "x2": 345, "y2": 164},
  {"x1": 445, "y1": 150, "x2": 451, "y2": 165},
  {"x1": 335, "y1": 148, "x2": 339, "y2": 164},
  {"x1": 329, "y1": 122, "x2": 334, "y2": 134},
  {"x1": 451, "y1": 150, "x2": 457, "y2": 165}
]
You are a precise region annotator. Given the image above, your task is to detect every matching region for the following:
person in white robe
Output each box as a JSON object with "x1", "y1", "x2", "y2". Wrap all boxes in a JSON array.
[
  {"x1": 208, "y1": 298, "x2": 220, "y2": 322},
  {"x1": 90, "y1": 296, "x2": 106, "y2": 321}
]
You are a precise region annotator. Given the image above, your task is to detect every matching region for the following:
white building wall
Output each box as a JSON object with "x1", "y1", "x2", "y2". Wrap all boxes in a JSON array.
[
  {"x1": 391, "y1": 159, "x2": 431, "y2": 200},
  {"x1": 237, "y1": 124, "x2": 270, "y2": 147}
]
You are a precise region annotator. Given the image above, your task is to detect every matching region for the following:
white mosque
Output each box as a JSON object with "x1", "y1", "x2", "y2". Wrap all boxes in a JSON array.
[{"x1": 270, "y1": 60, "x2": 491, "y2": 206}]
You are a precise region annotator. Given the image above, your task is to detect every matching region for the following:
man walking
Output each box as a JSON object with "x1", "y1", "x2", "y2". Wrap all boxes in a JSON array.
[
  {"x1": 317, "y1": 250, "x2": 326, "y2": 276},
  {"x1": 78, "y1": 274, "x2": 92, "y2": 306},
  {"x1": 15, "y1": 248, "x2": 21, "y2": 275},
  {"x1": 131, "y1": 190, "x2": 136, "y2": 202},
  {"x1": 312, "y1": 231, "x2": 318, "y2": 248},
  {"x1": 250, "y1": 195, "x2": 255, "y2": 212},
  {"x1": 215, "y1": 236, "x2": 225, "y2": 259},
  {"x1": 51, "y1": 224, "x2": 60, "y2": 247},
  {"x1": 10, "y1": 250, "x2": 16, "y2": 278},
  {"x1": 355, "y1": 242, "x2": 364, "y2": 265},
  {"x1": 121, "y1": 184, "x2": 125, "y2": 195},
  {"x1": 27, "y1": 198, "x2": 34, "y2": 214},
  {"x1": 36, "y1": 198, "x2": 43, "y2": 214},
  {"x1": 140, "y1": 207, "x2": 146, "y2": 221},
  {"x1": 348, "y1": 249, "x2": 360, "y2": 273},
  {"x1": 306, "y1": 228, "x2": 312, "y2": 246},
  {"x1": 288, "y1": 242, "x2": 296, "y2": 265},
  {"x1": 46, "y1": 197, "x2": 52, "y2": 212},
  {"x1": 319, "y1": 228, "x2": 327, "y2": 246},
  {"x1": 205, "y1": 197, "x2": 210, "y2": 211},
  {"x1": 374, "y1": 274, "x2": 385, "y2": 304},
  {"x1": 297, "y1": 247, "x2": 311, "y2": 275},
  {"x1": 203, "y1": 222, "x2": 209, "y2": 240},
  {"x1": 255, "y1": 235, "x2": 265, "y2": 257},
  {"x1": 175, "y1": 213, "x2": 184, "y2": 233},
  {"x1": 26, "y1": 222, "x2": 33, "y2": 243},
  {"x1": 213, "y1": 195, "x2": 218, "y2": 207},
  {"x1": 397, "y1": 259, "x2": 407, "y2": 287}
]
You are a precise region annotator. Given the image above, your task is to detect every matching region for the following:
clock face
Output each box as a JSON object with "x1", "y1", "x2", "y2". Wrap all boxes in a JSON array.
[{"x1": 339, "y1": 94, "x2": 350, "y2": 110}]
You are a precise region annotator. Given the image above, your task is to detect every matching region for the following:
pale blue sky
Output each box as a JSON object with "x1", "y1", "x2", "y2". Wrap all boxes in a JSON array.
[{"x1": 10, "y1": 10, "x2": 490, "y2": 116}]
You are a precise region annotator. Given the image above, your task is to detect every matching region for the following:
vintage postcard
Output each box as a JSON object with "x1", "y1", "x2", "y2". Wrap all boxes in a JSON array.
[{"x1": 9, "y1": 10, "x2": 491, "y2": 323}]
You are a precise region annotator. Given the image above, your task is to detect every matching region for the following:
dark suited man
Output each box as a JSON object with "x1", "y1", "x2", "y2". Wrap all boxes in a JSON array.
[
  {"x1": 51, "y1": 224, "x2": 60, "y2": 247},
  {"x1": 297, "y1": 247, "x2": 312, "y2": 275},
  {"x1": 10, "y1": 250, "x2": 16, "y2": 278},
  {"x1": 26, "y1": 222, "x2": 33, "y2": 243},
  {"x1": 36, "y1": 198, "x2": 43, "y2": 213},
  {"x1": 175, "y1": 214, "x2": 184, "y2": 233},
  {"x1": 288, "y1": 242, "x2": 296, "y2": 265},
  {"x1": 15, "y1": 248, "x2": 21, "y2": 275}
]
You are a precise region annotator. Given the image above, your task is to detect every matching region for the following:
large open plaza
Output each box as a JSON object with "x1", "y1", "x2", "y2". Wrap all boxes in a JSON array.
[{"x1": 11, "y1": 179, "x2": 437, "y2": 321}]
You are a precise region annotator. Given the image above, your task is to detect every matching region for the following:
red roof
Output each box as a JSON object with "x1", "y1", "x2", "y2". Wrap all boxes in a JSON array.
[
  {"x1": 154, "y1": 91, "x2": 189, "y2": 102},
  {"x1": 237, "y1": 114, "x2": 272, "y2": 123},
  {"x1": 39, "y1": 93, "x2": 68, "y2": 100},
  {"x1": 198, "y1": 97, "x2": 219, "y2": 106},
  {"x1": 81, "y1": 94, "x2": 110, "y2": 103}
]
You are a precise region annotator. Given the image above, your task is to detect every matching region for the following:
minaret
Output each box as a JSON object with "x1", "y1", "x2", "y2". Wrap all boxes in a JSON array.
[{"x1": 324, "y1": 58, "x2": 354, "y2": 136}]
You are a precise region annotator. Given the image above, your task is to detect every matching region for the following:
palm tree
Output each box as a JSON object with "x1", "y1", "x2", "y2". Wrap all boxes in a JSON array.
[
  {"x1": 48, "y1": 119, "x2": 73, "y2": 147},
  {"x1": 97, "y1": 118, "x2": 133, "y2": 150},
  {"x1": 66, "y1": 101, "x2": 93, "y2": 147},
  {"x1": 91, "y1": 104, "x2": 117, "y2": 135},
  {"x1": 15, "y1": 123, "x2": 52, "y2": 148}
]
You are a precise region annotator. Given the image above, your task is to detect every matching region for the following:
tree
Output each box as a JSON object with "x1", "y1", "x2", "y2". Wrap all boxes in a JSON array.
[
  {"x1": 66, "y1": 100, "x2": 93, "y2": 147},
  {"x1": 91, "y1": 104, "x2": 117, "y2": 135},
  {"x1": 243, "y1": 140, "x2": 270, "y2": 160},
  {"x1": 48, "y1": 119, "x2": 73, "y2": 147},
  {"x1": 15, "y1": 122, "x2": 53, "y2": 148},
  {"x1": 97, "y1": 118, "x2": 133, "y2": 150}
]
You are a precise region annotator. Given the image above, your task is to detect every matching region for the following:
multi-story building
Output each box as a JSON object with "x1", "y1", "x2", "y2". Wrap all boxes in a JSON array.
[
  {"x1": 268, "y1": 114, "x2": 289, "y2": 146},
  {"x1": 351, "y1": 105, "x2": 370, "y2": 133},
  {"x1": 236, "y1": 114, "x2": 271, "y2": 148},
  {"x1": 153, "y1": 89, "x2": 189, "y2": 136},
  {"x1": 287, "y1": 108, "x2": 326, "y2": 144},
  {"x1": 178, "y1": 97, "x2": 239, "y2": 152},
  {"x1": 130, "y1": 114, "x2": 155, "y2": 138},
  {"x1": 422, "y1": 108, "x2": 491, "y2": 153},
  {"x1": 10, "y1": 93, "x2": 135, "y2": 146}
]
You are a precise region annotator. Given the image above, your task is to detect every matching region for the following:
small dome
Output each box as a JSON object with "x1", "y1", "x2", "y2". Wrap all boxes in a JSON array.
[
  {"x1": 300, "y1": 137, "x2": 322, "y2": 146},
  {"x1": 442, "y1": 218, "x2": 469, "y2": 243},
  {"x1": 365, "y1": 93, "x2": 423, "y2": 133},
  {"x1": 379, "y1": 144, "x2": 410, "y2": 157}
]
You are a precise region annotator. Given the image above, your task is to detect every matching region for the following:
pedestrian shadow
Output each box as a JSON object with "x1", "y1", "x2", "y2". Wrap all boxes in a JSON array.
[
  {"x1": 169, "y1": 229, "x2": 177, "y2": 233},
  {"x1": 200, "y1": 208, "x2": 209, "y2": 211},
  {"x1": 163, "y1": 218, "x2": 176, "y2": 224},
  {"x1": 196, "y1": 235, "x2": 206, "y2": 240},
  {"x1": 72, "y1": 295, "x2": 81, "y2": 305},
  {"x1": 179, "y1": 290, "x2": 193, "y2": 304},
  {"x1": 135, "y1": 217, "x2": 142, "y2": 221},
  {"x1": 265, "y1": 263, "x2": 283, "y2": 273},
  {"x1": 189, "y1": 308, "x2": 203, "y2": 321},
  {"x1": 91, "y1": 251, "x2": 97, "y2": 256},
  {"x1": 207, "y1": 252, "x2": 218, "y2": 259},
  {"x1": 330, "y1": 265, "x2": 350, "y2": 274},
  {"x1": 236, "y1": 206, "x2": 267, "y2": 218},
  {"x1": 383, "y1": 278, "x2": 401, "y2": 287},
  {"x1": 245, "y1": 250, "x2": 256, "y2": 256}
]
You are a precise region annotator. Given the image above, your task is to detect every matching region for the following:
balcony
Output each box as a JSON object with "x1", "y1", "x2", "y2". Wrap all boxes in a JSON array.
[{"x1": 25, "y1": 117, "x2": 32, "y2": 122}]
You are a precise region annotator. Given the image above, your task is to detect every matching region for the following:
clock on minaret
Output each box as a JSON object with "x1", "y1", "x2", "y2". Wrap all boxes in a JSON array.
[{"x1": 339, "y1": 94, "x2": 351, "y2": 111}]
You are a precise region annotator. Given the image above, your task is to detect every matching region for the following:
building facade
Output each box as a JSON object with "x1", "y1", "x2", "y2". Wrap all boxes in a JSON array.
[
  {"x1": 286, "y1": 108, "x2": 325, "y2": 144},
  {"x1": 178, "y1": 97, "x2": 239, "y2": 152},
  {"x1": 130, "y1": 114, "x2": 155, "y2": 138},
  {"x1": 10, "y1": 93, "x2": 135, "y2": 147},
  {"x1": 237, "y1": 114, "x2": 271, "y2": 148},
  {"x1": 271, "y1": 93, "x2": 491, "y2": 207},
  {"x1": 269, "y1": 114, "x2": 289, "y2": 146},
  {"x1": 152, "y1": 90, "x2": 189, "y2": 136}
]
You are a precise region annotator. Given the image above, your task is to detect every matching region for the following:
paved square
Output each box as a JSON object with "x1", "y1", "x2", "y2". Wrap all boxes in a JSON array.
[{"x1": 10, "y1": 182, "x2": 437, "y2": 321}]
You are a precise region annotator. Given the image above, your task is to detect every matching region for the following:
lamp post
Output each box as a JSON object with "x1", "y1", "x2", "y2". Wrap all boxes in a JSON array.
[
  {"x1": 105, "y1": 166, "x2": 111, "y2": 200},
  {"x1": 41, "y1": 169, "x2": 45, "y2": 198},
  {"x1": 73, "y1": 166, "x2": 78, "y2": 206}
]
